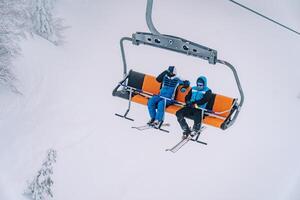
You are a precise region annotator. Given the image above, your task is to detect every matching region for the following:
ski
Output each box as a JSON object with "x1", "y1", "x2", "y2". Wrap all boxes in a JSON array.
[
  {"x1": 165, "y1": 136, "x2": 192, "y2": 153},
  {"x1": 132, "y1": 123, "x2": 170, "y2": 131},
  {"x1": 166, "y1": 127, "x2": 206, "y2": 153}
]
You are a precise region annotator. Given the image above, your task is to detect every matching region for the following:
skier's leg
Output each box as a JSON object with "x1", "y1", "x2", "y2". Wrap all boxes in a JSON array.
[
  {"x1": 156, "y1": 99, "x2": 166, "y2": 122},
  {"x1": 147, "y1": 96, "x2": 160, "y2": 122},
  {"x1": 176, "y1": 107, "x2": 190, "y2": 131},
  {"x1": 192, "y1": 108, "x2": 203, "y2": 132}
]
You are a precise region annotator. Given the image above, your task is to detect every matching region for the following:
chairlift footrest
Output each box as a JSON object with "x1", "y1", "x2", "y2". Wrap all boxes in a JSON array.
[{"x1": 115, "y1": 113, "x2": 134, "y2": 121}]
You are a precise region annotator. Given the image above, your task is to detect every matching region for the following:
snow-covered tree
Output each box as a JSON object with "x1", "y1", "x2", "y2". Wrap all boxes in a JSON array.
[
  {"x1": 24, "y1": 149, "x2": 57, "y2": 200},
  {"x1": 29, "y1": 0, "x2": 65, "y2": 45},
  {"x1": 0, "y1": 0, "x2": 66, "y2": 92},
  {"x1": 0, "y1": 0, "x2": 29, "y2": 93}
]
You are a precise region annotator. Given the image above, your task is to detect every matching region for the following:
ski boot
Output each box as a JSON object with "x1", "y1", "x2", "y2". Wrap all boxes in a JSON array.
[
  {"x1": 153, "y1": 120, "x2": 163, "y2": 129},
  {"x1": 182, "y1": 128, "x2": 192, "y2": 139},
  {"x1": 191, "y1": 123, "x2": 202, "y2": 136},
  {"x1": 147, "y1": 118, "x2": 155, "y2": 126}
]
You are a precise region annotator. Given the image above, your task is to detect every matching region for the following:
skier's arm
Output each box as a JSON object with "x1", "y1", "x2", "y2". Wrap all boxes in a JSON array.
[
  {"x1": 185, "y1": 90, "x2": 192, "y2": 103},
  {"x1": 156, "y1": 70, "x2": 169, "y2": 83},
  {"x1": 178, "y1": 79, "x2": 190, "y2": 87},
  {"x1": 193, "y1": 90, "x2": 212, "y2": 105}
]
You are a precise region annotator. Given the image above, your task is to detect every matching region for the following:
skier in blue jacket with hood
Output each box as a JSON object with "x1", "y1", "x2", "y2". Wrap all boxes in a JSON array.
[
  {"x1": 147, "y1": 66, "x2": 185, "y2": 128},
  {"x1": 176, "y1": 75, "x2": 212, "y2": 138}
]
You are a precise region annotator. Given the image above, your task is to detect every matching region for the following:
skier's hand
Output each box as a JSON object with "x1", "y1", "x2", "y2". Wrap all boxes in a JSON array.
[
  {"x1": 186, "y1": 101, "x2": 193, "y2": 107},
  {"x1": 183, "y1": 80, "x2": 190, "y2": 88},
  {"x1": 166, "y1": 70, "x2": 173, "y2": 77}
]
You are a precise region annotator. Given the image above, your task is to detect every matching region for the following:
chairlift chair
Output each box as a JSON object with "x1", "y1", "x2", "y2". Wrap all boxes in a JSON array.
[{"x1": 113, "y1": 0, "x2": 244, "y2": 131}]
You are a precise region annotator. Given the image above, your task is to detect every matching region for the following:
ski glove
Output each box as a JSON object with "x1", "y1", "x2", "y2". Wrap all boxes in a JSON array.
[
  {"x1": 183, "y1": 80, "x2": 190, "y2": 88},
  {"x1": 186, "y1": 101, "x2": 194, "y2": 107}
]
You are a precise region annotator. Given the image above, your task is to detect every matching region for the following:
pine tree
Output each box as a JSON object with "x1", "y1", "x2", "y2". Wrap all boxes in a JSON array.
[
  {"x1": 25, "y1": 149, "x2": 57, "y2": 200},
  {"x1": 0, "y1": 0, "x2": 29, "y2": 92},
  {"x1": 29, "y1": 0, "x2": 66, "y2": 45},
  {"x1": 0, "y1": 0, "x2": 66, "y2": 92}
]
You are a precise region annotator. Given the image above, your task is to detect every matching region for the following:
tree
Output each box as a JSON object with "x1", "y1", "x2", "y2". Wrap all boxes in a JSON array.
[
  {"x1": 0, "y1": 0, "x2": 29, "y2": 92},
  {"x1": 29, "y1": 0, "x2": 66, "y2": 45},
  {"x1": 24, "y1": 149, "x2": 57, "y2": 200},
  {"x1": 0, "y1": 0, "x2": 66, "y2": 92}
]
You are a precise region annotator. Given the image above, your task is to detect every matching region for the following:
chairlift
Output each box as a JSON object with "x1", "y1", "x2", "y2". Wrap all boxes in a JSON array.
[{"x1": 113, "y1": 0, "x2": 244, "y2": 132}]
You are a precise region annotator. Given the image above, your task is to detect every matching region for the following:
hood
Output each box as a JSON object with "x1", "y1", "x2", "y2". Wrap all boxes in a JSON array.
[{"x1": 196, "y1": 76, "x2": 207, "y2": 87}]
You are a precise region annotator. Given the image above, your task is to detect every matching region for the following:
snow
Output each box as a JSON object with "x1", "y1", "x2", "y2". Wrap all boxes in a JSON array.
[{"x1": 0, "y1": 0, "x2": 300, "y2": 200}]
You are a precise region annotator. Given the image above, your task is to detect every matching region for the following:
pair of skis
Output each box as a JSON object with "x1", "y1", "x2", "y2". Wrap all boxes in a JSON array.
[
  {"x1": 132, "y1": 123, "x2": 207, "y2": 153},
  {"x1": 132, "y1": 123, "x2": 170, "y2": 133},
  {"x1": 165, "y1": 127, "x2": 207, "y2": 153}
]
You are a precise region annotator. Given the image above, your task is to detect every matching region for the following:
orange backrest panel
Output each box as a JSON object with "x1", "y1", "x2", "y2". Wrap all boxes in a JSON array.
[
  {"x1": 212, "y1": 94, "x2": 234, "y2": 118},
  {"x1": 142, "y1": 75, "x2": 161, "y2": 95},
  {"x1": 175, "y1": 86, "x2": 191, "y2": 103}
]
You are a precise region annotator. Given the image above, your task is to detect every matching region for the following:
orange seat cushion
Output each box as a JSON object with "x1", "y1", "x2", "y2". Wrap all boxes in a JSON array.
[
  {"x1": 175, "y1": 86, "x2": 191, "y2": 103},
  {"x1": 132, "y1": 95, "x2": 149, "y2": 105},
  {"x1": 142, "y1": 75, "x2": 161, "y2": 95},
  {"x1": 212, "y1": 95, "x2": 234, "y2": 118},
  {"x1": 166, "y1": 105, "x2": 183, "y2": 114},
  {"x1": 203, "y1": 116, "x2": 224, "y2": 128}
]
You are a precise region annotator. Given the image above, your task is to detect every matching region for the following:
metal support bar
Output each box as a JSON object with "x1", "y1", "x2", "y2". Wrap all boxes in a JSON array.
[
  {"x1": 120, "y1": 37, "x2": 133, "y2": 78},
  {"x1": 191, "y1": 111, "x2": 207, "y2": 145},
  {"x1": 217, "y1": 59, "x2": 244, "y2": 129},
  {"x1": 132, "y1": 32, "x2": 218, "y2": 64},
  {"x1": 154, "y1": 97, "x2": 170, "y2": 132},
  {"x1": 217, "y1": 59, "x2": 244, "y2": 108},
  {"x1": 194, "y1": 110, "x2": 204, "y2": 141},
  {"x1": 112, "y1": 72, "x2": 130, "y2": 97},
  {"x1": 118, "y1": 83, "x2": 228, "y2": 120},
  {"x1": 154, "y1": 126, "x2": 170, "y2": 133},
  {"x1": 162, "y1": 98, "x2": 167, "y2": 122},
  {"x1": 146, "y1": 0, "x2": 160, "y2": 35},
  {"x1": 115, "y1": 88, "x2": 134, "y2": 121}
]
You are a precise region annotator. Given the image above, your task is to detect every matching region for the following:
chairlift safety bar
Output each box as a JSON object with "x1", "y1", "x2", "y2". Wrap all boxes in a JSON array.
[{"x1": 118, "y1": 82, "x2": 232, "y2": 119}]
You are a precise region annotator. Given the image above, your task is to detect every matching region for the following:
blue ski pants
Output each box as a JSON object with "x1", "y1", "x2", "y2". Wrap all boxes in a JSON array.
[{"x1": 147, "y1": 95, "x2": 172, "y2": 121}]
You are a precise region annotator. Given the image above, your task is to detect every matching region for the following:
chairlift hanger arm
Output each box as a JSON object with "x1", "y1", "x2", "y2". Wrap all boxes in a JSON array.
[
  {"x1": 145, "y1": 0, "x2": 244, "y2": 110},
  {"x1": 120, "y1": 37, "x2": 133, "y2": 78},
  {"x1": 146, "y1": 0, "x2": 160, "y2": 35},
  {"x1": 120, "y1": 0, "x2": 244, "y2": 107},
  {"x1": 217, "y1": 59, "x2": 244, "y2": 108},
  {"x1": 145, "y1": 0, "x2": 217, "y2": 64}
]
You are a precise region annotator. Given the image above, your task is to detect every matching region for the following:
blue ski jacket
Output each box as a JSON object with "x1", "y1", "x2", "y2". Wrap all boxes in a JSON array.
[
  {"x1": 188, "y1": 76, "x2": 212, "y2": 109},
  {"x1": 156, "y1": 70, "x2": 182, "y2": 99}
]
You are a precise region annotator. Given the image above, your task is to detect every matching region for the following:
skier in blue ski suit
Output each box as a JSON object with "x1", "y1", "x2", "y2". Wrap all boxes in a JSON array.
[
  {"x1": 147, "y1": 66, "x2": 185, "y2": 127},
  {"x1": 176, "y1": 75, "x2": 212, "y2": 137}
]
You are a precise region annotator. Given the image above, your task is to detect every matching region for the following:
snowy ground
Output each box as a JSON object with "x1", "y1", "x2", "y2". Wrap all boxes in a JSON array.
[{"x1": 0, "y1": 0, "x2": 300, "y2": 200}]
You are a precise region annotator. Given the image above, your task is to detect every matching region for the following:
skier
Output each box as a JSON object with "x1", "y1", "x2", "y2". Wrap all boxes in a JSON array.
[
  {"x1": 176, "y1": 75, "x2": 212, "y2": 138},
  {"x1": 147, "y1": 66, "x2": 186, "y2": 128}
]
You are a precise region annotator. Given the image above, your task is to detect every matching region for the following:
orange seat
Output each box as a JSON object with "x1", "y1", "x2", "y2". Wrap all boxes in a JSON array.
[
  {"x1": 132, "y1": 95, "x2": 148, "y2": 105},
  {"x1": 203, "y1": 116, "x2": 225, "y2": 128}
]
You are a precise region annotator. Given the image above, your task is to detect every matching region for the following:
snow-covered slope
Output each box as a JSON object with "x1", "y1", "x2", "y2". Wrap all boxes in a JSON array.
[{"x1": 0, "y1": 0, "x2": 300, "y2": 200}]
